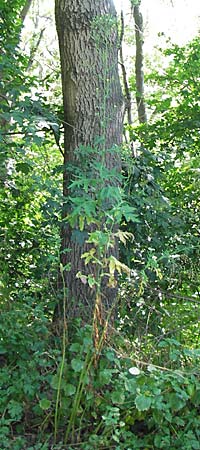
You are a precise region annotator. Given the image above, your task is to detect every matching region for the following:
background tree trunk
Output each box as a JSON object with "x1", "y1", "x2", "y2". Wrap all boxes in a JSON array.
[
  {"x1": 133, "y1": 3, "x2": 147, "y2": 123},
  {"x1": 55, "y1": 0, "x2": 124, "y2": 320},
  {"x1": 20, "y1": 0, "x2": 33, "y2": 24},
  {"x1": 119, "y1": 10, "x2": 132, "y2": 128}
]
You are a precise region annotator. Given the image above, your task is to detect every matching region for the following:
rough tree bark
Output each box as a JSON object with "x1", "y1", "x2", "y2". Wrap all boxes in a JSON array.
[
  {"x1": 55, "y1": 0, "x2": 124, "y2": 320},
  {"x1": 133, "y1": 2, "x2": 147, "y2": 123}
]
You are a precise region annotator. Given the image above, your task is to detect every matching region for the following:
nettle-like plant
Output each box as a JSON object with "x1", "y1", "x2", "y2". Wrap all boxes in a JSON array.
[
  {"x1": 67, "y1": 143, "x2": 137, "y2": 293},
  {"x1": 51, "y1": 139, "x2": 140, "y2": 444}
]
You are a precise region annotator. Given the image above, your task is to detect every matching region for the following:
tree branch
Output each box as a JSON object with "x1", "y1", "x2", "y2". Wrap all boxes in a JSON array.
[{"x1": 27, "y1": 28, "x2": 45, "y2": 69}]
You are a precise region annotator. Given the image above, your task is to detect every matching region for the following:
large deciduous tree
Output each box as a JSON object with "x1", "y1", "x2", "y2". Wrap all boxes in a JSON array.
[
  {"x1": 132, "y1": 0, "x2": 147, "y2": 123},
  {"x1": 55, "y1": 0, "x2": 124, "y2": 320}
]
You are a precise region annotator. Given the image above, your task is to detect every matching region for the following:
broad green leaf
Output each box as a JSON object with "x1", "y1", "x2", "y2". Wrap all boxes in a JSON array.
[
  {"x1": 64, "y1": 383, "x2": 76, "y2": 396},
  {"x1": 99, "y1": 369, "x2": 113, "y2": 385},
  {"x1": 71, "y1": 358, "x2": 84, "y2": 372},
  {"x1": 69, "y1": 342, "x2": 81, "y2": 352},
  {"x1": 111, "y1": 391, "x2": 125, "y2": 404},
  {"x1": 50, "y1": 374, "x2": 59, "y2": 389},
  {"x1": 166, "y1": 393, "x2": 186, "y2": 411},
  {"x1": 16, "y1": 162, "x2": 31, "y2": 174},
  {"x1": 135, "y1": 395, "x2": 152, "y2": 411},
  {"x1": 191, "y1": 389, "x2": 200, "y2": 407},
  {"x1": 39, "y1": 398, "x2": 51, "y2": 410},
  {"x1": 124, "y1": 378, "x2": 137, "y2": 393}
]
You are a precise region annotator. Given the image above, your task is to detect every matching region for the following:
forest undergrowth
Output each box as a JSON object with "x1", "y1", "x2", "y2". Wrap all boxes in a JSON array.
[{"x1": 0, "y1": 1, "x2": 200, "y2": 449}]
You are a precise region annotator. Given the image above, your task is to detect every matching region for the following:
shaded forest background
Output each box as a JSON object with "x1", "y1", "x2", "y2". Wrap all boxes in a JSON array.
[{"x1": 0, "y1": 0, "x2": 200, "y2": 449}]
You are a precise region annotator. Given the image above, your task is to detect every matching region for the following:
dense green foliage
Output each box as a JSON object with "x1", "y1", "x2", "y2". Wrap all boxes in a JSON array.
[
  {"x1": 124, "y1": 35, "x2": 200, "y2": 306},
  {"x1": 0, "y1": 0, "x2": 62, "y2": 301},
  {"x1": 0, "y1": 2, "x2": 199, "y2": 449}
]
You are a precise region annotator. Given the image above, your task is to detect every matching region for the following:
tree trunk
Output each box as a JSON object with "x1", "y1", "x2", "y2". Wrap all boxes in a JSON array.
[
  {"x1": 20, "y1": 0, "x2": 33, "y2": 24},
  {"x1": 119, "y1": 11, "x2": 132, "y2": 127},
  {"x1": 133, "y1": 4, "x2": 147, "y2": 123},
  {"x1": 55, "y1": 0, "x2": 124, "y2": 321}
]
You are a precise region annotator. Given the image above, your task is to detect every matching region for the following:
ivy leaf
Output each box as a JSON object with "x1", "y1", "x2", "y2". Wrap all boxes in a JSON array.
[
  {"x1": 39, "y1": 398, "x2": 51, "y2": 410},
  {"x1": 124, "y1": 378, "x2": 137, "y2": 393},
  {"x1": 135, "y1": 395, "x2": 152, "y2": 411}
]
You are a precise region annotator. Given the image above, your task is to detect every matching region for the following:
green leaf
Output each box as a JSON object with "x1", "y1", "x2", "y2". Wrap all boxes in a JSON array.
[
  {"x1": 88, "y1": 275, "x2": 96, "y2": 288},
  {"x1": 186, "y1": 384, "x2": 195, "y2": 397},
  {"x1": 135, "y1": 394, "x2": 152, "y2": 411},
  {"x1": 71, "y1": 358, "x2": 84, "y2": 372},
  {"x1": 124, "y1": 378, "x2": 137, "y2": 393},
  {"x1": 166, "y1": 393, "x2": 186, "y2": 411},
  {"x1": 64, "y1": 383, "x2": 76, "y2": 396},
  {"x1": 111, "y1": 391, "x2": 125, "y2": 404},
  {"x1": 8, "y1": 400, "x2": 23, "y2": 420},
  {"x1": 69, "y1": 342, "x2": 81, "y2": 352},
  {"x1": 39, "y1": 398, "x2": 51, "y2": 410},
  {"x1": 79, "y1": 215, "x2": 85, "y2": 231},
  {"x1": 191, "y1": 389, "x2": 200, "y2": 407},
  {"x1": 105, "y1": 350, "x2": 116, "y2": 362},
  {"x1": 50, "y1": 374, "x2": 59, "y2": 389},
  {"x1": 15, "y1": 162, "x2": 31, "y2": 174},
  {"x1": 131, "y1": 0, "x2": 141, "y2": 5},
  {"x1": 99, "y1": 369, "x2": 114, "y2": 385},
  {"x1": 0, "y1": 347, "x2": 7, "y2": 354},
  {"x1": 122, "y1": 204, "x2": 140, "y2": 223}
]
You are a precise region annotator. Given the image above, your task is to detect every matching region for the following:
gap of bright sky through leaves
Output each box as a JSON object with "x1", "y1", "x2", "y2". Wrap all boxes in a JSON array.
[
  {"x1": 114, "y1": 0, "x2": 200, "y2": 48},
  {"x1": 22, "y1": 0, "x2": 200, "y2": 56},
  {"x1": 21, "y1": 0, "x2": 199, "y2": 87}
]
